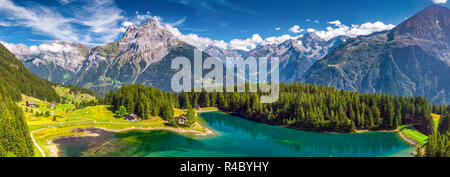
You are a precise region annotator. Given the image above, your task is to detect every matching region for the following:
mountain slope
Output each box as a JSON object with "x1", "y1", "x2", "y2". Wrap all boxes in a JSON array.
[
  {"x1": 0, "y1": 43, "x2": 65, "y2": 157},
  {"x1": 245, "y1": 33, "x2": 348, "y2": 83},
  {"x1": 302, "y1": 5, "x2": 450, "y2": 105},
  {"x1": 70, "y1": 20, "x2": 215, "y2": 95},
  {"x1": 1, "y1": 41, "x2": 91, "y2": 84},
  {"x1": 0, "y1": 85, "x2": 33, "y2": 157},
  {"x1": 205, "y1": 33, "x2": 349, "y2": 83},
  {"x1": 0, "y1": 43, "x2": 60, "y2": 102}
]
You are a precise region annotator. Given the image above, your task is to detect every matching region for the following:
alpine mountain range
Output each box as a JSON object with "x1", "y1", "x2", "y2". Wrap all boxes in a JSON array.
[{"x1": 1, "y1": 5, "x2": 449, "y2": 105}]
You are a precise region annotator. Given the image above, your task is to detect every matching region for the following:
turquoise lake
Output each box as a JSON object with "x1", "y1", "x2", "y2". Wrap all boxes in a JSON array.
[{"x1": 56, "y1": 112, "x2": 414, "y2": 157}]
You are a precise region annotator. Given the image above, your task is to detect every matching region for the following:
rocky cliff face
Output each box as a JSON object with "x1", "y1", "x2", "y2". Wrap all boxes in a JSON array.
[
  {"x1": 302, "y1": 5, "x2": 450, "y2": 105},
  {"x1": 204, "y1": 45, "x2": 247, "y2": 60},
  {"x1": 0, "y1": 41, "x2": 90, "y2": 83},
  {"x1": 68, "y1": 20, "x2": 218, "y2": 95},
  {"x1": 205, "y1": 33, "x2": 349, "y2": 83}
]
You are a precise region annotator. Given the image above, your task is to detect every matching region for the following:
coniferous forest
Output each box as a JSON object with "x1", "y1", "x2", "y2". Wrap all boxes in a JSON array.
[
  {"x1": 105, "y1": 83, "x2": 448, "y2": 157},
  {"x1": 104, "y1": 83, "x2": 438, "y2": 133},
  {"x1": 0, "y1": 44, "x2": 60, "y2": 102},
  {"x1": 424, "y1": 108, "x2": 450, "y2": 157},
  {"x1": 104, "y1": 85, "x2": 180, "y2": 122},
  {"x1": 0, "y1": 85, "x2": 34, "y2": 157},
  {"x1": 179, "y1": 83, "x2": 435, "y2": 133}
]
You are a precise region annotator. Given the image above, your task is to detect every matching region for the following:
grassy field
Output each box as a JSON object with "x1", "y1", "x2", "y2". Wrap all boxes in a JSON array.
[
  {"x1": 54, "y1": 86, "x2": 96, "y2": 104},
  {"x1": 200, "y1": 107, "x2": 219, "y2": 111},
  {"x1": 397, "y1": 113, "x2": 442, "y2": 146},
  {"x1": 21, "y1": 93, "x2": 210, "y2": 157},
  {"x1": 399, "y1": 125, "x2": 429, "y2": 146},
  {"x1": 431, "y1": 113, "x2": 441, "y2": 131}
]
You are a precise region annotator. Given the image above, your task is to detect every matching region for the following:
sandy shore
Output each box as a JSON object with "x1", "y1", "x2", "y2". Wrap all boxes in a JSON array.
[
  {"x1": 397, "y1": 131, "x2": 420, "y2": 146},
  {"x1": 89, "y1": 125, "x2": 216, "y2": 136},
  {"x1": 46, "y1": 125, "x2": 216, "y2": 157},
  {"x1": 353, "y1": 129, "x2": 397, "y2": 133}
]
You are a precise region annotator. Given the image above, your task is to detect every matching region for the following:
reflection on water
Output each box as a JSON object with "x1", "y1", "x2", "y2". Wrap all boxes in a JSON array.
[{"x1": 55, "y1": 112, "x2": 414, "y2": 157}]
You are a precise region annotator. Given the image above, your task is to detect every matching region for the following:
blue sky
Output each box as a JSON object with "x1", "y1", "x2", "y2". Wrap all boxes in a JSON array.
[{"x1": 0, "y1": 0, "x2": 448, "y2": 51}]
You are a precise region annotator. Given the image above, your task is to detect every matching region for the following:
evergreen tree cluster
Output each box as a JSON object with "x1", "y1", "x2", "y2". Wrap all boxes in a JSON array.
[
  {"x1": 104, "y1": 85, "x2": 179, "y2": 120},
  {"x1": 425, "y1": 107, "x2": 450, "y2": 157},
  {"x1": 57, "y1": 84, "x2": 102, "y2": 100},
  {"x1": 0, "y1": 85, "x2": 34, "y2": 157},
  {"x1": 181, "y1": 83, "x2": 434, "y2": 133},
  {"x1": 431, "y1": 105, "x2": 449, "y2": 117}
]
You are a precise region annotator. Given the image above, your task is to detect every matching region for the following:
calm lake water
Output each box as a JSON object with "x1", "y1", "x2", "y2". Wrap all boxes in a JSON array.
[{"x1": 56, "y1": 112, "x2": 414, "y2": 157}]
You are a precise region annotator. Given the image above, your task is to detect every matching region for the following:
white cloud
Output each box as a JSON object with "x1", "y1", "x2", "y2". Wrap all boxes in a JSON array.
[
  {"x1": 0, "y1": 0, "x2": 126, "y2": 45},
  {"x1": 0, "y1": 0, "x2": 397, "y2": 53},
  {"x1": 122, "y1": 21, "x2": 134, "y2": 28},
  {"x1": 164, "y1": 22, "x2": 300, "y2": 51},
  {"x1": 164, "y1": 23, "x2": 228, "y2": 50},
  {"x1": 0, "y1": 40, "x2": 77, "y2": 56},
  {"x1": 0, "y1": 0, "x2": 79, "y2": 42},
  {"x1": 289, "y1": 25, "x2": 304, "y2": 33},
  {"x1": 315, "y1": 21, "x2": 395, "y2": 40},
  {"x1": 162, "y1": 18, "x2": 394, "y2": 51},
  {"x1": 328, "y1": 20, "x2": 342, "y2": 26},
  {"x1": 432, "y1": 0, "x2": 447, "y2": 4},
  {"x1": 0, "y1": 21, "x2": 12, "y2": 27},
  {"x1": 314, "y1": 20, "x2": 319, "y2": 23},
  {"x1": 169, "y1": 17, "x2": 187, "y2": 26}
]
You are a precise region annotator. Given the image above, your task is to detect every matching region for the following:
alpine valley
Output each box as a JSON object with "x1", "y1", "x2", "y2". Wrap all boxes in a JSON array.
[
  {"x1": 0, "y1": 2, "x2": 449, "y2": 158},
  {"x1": 302, "y1": 5, "x2": 450, "y2": 105}
]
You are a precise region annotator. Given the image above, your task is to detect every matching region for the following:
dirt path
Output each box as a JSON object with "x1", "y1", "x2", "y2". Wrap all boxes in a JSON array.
[
  {"x1": 398, "y1": 131, "x2": 421, "y2": 147},
  {"x1": 91, "y1": 126, "x2": 216, "y2": 136},
  {"x1": 196, "y1": 109, "x2": 219, "y2": 114},
  {"x1": 30, "y1": 129, "x2": 46, "y2": 157},
  {"x1": 33, "y1": 120, "x2": 216, "y2": 157}
]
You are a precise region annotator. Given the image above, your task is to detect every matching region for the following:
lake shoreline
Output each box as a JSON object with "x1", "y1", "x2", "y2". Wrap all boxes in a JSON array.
[
  {"x1": 220, "y1": 111, "x2": 399, "y2": 134},
  {"x1": 397, "y1": 130, "x2": 421, "y2": 147},
  {"x1": 213, "y1": 111, "x2": 418, "y2": 149},
  {"x1": 52, "y1": 112, "x2": 415, "y2": 157},
  {"x1": 48, "y1": 124, "x2": 217, "y2": 157}
]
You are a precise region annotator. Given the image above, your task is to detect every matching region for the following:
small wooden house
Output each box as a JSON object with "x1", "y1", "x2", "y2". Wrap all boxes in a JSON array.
[
  {"x1": 125, "y1": 114, "x2": 139, "y2": 122},
  {"x1": 48, "y1": 101, "x2": 56, "y2": 109},
  {"x1": 177, "y1": 115, "x2": 187, "y2": 125},
  {"x1": 26, "y1": 101, "x2": 35, "y2": 108}
]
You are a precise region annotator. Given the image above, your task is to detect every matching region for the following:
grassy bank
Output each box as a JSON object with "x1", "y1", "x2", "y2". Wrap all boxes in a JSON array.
[
  {"x1": 21, "y1": 95, "x2": 213, "y2": 157},
  {"x1": 398, "y1": 125, "x2": 428, "y2": 146}
]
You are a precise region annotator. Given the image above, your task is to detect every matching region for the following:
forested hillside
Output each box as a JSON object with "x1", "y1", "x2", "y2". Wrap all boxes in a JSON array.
[
  {"x1": 0, "y1": 85, "x2": 33, "y2": 157},
  {"x1": 104, "y1": 85, "x2": 179, "y2": 120},
  {"x1": 0, "y1": 43, "x2": 69, "y2": 157},
  {"x1": 180, "y1": 83, "x2": 435, "y2": 133},
  {"x1": 0, "y1": 43, "x2": 60, "y2": 102},
  {"x1": 424, "y1": 106, "x2": 449, "y2": 157},
  {"x1": 104, "y1": 83, "x2": 435, "y2": 134},
  {"x1": 56, "y1": 84, "x2": 102, "y2": 100}
]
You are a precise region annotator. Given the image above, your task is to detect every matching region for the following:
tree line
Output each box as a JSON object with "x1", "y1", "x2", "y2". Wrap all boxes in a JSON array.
[
  {"x1": 103, "y1": 83, "x2": 447, "y2": 156},
  {"x1": 180, "y1": 83, "x2": 434, "y2": 133},
  {"x1": 0, "y1": 43, "x2": 60, "y2": 103},
  {"x1": 0, "y1": 85, "x2": 34, "y2": 157},
  {"x1": 104, "y1": 85, "x2": 180, "y2": 124},
  {"x1": 423, "y1": 106, "x2": 449, "y2": 157}
]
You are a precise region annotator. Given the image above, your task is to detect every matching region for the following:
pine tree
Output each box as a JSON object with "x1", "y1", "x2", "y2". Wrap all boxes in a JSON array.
[{"x1": 115, "y1": 105, "x2": 128, "y2": 118}]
